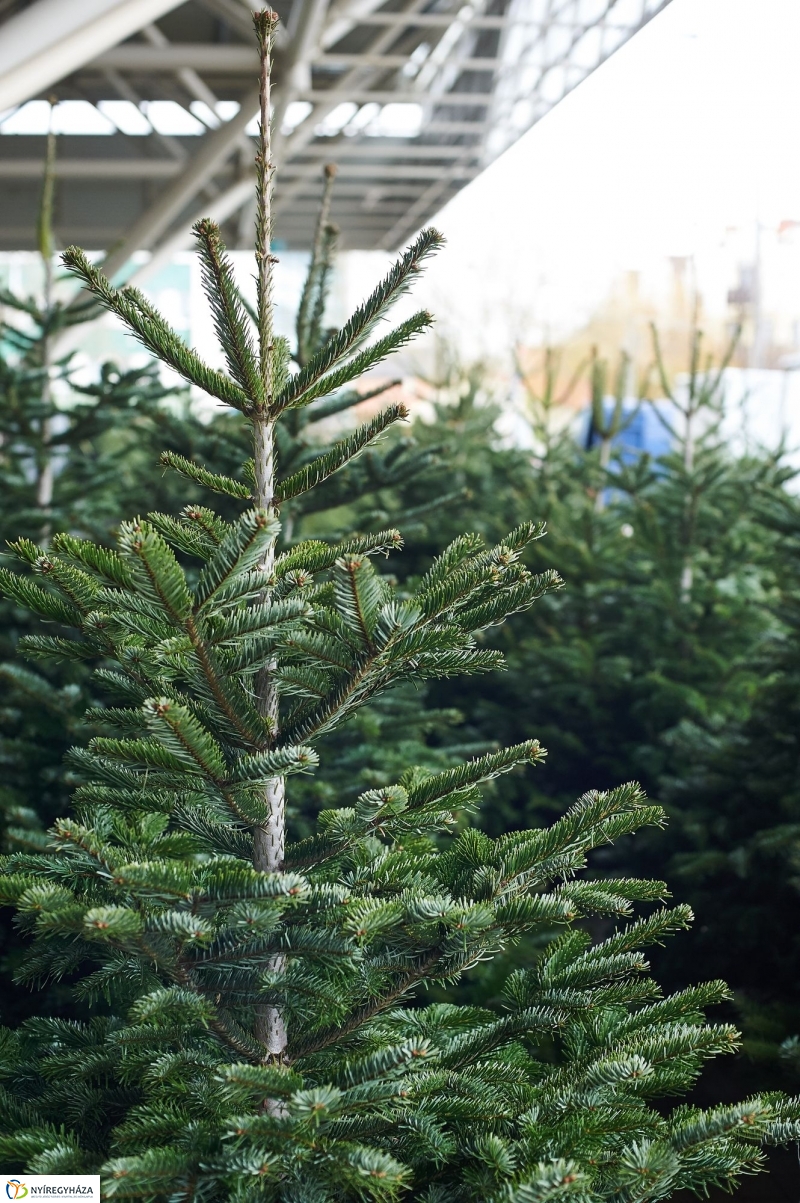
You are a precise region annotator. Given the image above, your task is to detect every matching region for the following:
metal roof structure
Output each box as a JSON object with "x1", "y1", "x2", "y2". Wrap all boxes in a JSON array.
[{"x1": 0, "y1": 0, "x2": 670, "y2": 274}]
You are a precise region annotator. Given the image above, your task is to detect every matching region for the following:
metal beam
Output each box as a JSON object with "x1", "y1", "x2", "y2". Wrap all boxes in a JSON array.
[
  {"x1": 87, "y1": 45, "x2": 511, "y2": 73},
  {"x1": 293, "y1": 144, "x2": 481, "y2": 160},
  {"x1": 319, "y1": 12, "x2": 638, "y2": 28},
  {"x1": 0, "y1": 143, "x2": 482, "y2": 177},
  {"x1": 90, "y1": 44, "x2": 259, "y2": 71},
  {"x1": 378, "y1": 149, "x2": 475, "y2": 249},
  {"x1": 99, "y1": 83, "x2": 262, "y2": 280},
  {"x1": 0, "y1": 0, "x2": 189, "y2": 113},
  {"x1": 0, "y1": 159, "x2": 182, "y2": 179},
  {"x1": 314, "y1": 53, "x2": 501, "y2": 70},
  {"x1": 319, "y1": 0, "x2": 405, "y2": 52},
  {"x1": 425, "y1": 121, "x2": 488, "y2": 135},
  {"x1": 297, "y1": 90, "x2": 492, "y2": 105},
  {"x1": 195, "y1": 0, "x2": 262, "y2": 40},
  {"x1": 279, "y1": 163, "x2": 476, "y2": 179}
]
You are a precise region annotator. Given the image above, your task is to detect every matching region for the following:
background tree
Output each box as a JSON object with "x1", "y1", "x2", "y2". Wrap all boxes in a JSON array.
[
  {"x1": 373, "y1": 330, "x2": 800, "y2": 1120},
  {"x1": 655, "y1": 485, "x2": 800, "y2": 1084},
  {"x1": 387, "y1": 327, "x2": 789, "y2": 836},
  {"x1": 0, "y1": 129, "x2": 184, "y2": 862}
]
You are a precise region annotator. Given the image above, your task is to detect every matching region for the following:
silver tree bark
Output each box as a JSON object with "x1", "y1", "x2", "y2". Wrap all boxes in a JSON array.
[{"x1": 248, "y1": 11, "x2": 288, "y2": 1065}]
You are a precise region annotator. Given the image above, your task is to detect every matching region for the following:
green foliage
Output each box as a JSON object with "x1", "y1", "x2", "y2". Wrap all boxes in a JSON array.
[
  {"x1": 387, "y1": 339, "x2": 790, "y2": 835},
  {"x1": 365, "y1": 333, "x2": 800, "y2": 1103},
  {"x1": 0, "y1": 204, "x2": 193, "y2": 870},
  {"x1": 0, "y1": 164, "x2": 453, "y2": 867},
  {"x1": 0, "y1": 19, "x2": 797, "y2": 1203},
  {"x1": 654, "y1": 487, "x2": 800, "y2": 1073}
]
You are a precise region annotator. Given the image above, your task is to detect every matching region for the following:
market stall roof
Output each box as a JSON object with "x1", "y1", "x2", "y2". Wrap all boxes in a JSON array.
[{"x1": 0, "y1": 0, "x2": 670, "y2": 269}]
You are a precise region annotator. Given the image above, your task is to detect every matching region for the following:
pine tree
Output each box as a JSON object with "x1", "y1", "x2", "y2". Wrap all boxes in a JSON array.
[
  {"x1": 656, "y1": 486, "x2": 800, "y2": 1077},
  {"x1": 0, "y1": 131, "x2": 181, "y2": 861},
  {"x1": 1, "y1": 14, "x2": 799, "y2": 1200},
  {"x1": 0, "y1": 153, "x2": 451, "y2": 861},
  {"x1": 406, "y1": 327, "x2": 788, "y2": 832}
]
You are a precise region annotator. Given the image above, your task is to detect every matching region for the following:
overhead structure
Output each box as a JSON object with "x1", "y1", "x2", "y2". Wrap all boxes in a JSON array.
[{"x1": 0, "y1": 0, "x2": 671, "y2": 267}]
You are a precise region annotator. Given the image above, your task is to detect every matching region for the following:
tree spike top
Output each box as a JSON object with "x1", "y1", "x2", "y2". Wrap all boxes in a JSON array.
[{"x1": 252, "y1": 7, "x2": 280, "y2": 44}]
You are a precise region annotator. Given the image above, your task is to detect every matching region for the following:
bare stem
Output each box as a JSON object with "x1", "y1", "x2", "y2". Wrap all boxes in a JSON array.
[
  {"x1": 250, "y1": 9, "x2": 287, "y2": 1068},
  {"x1": 36, "y1": 120, "x2": 57, "y2": 537},
  {"x1": 254, "y1": 8, "x2": 279, "y2": 403},
  {"x1": 37, "y1": 231, "x2": 54, "y2": 516}
]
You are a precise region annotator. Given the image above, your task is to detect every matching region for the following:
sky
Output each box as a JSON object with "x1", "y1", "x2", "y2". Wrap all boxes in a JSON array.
[{"x1": 385, "y1": 0, "x2": 800, "y2": 355}]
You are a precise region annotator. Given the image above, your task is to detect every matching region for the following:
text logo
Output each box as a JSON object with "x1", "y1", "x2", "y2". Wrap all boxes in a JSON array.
[{"x1": 6, "y1": 1183, "x2": 28, "y2": 1201}]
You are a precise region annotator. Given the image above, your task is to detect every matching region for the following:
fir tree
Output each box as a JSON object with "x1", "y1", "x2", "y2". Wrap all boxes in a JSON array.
[
  {"x1": 158, "y1": 162, "x2": 446, "y2": 547},
  {"x1": 1, "y1": 14, "x2": 799, "y2": 1201},
  {"x1": 0, "y1": 148, "x2": 461, "y2": 1047},
  {"x1": 365, "y1": 332, "x2": 800, "y2": 1086},
  {"x1": 405, "y1": 328, "x2": 789, "y2": 832},
  {"x1": 151, "y1": 163, "x2": 463, "y2": 835},
  {"x1": 0, "y1": 128, "x2": 194, "y2": 1021},
  {"x1": 0, "y1": 154, "x2": 450, "y2": 860},
  {"x1": 656, "y1": 486, "x2": 800, "y2": 1076},
  {"x1": 0, "y1": 131, "x2": 181, "y2": 861}
]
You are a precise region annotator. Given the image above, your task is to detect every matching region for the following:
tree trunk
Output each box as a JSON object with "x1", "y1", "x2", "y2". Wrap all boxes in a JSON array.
[{"x1": 249, "y1": 11, "x2": 287, "y2": 1070}]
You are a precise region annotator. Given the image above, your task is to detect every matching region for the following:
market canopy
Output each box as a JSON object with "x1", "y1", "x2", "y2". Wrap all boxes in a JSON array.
[{"x1": 0, "y1": 0, "x2": 669, "y2": 270}]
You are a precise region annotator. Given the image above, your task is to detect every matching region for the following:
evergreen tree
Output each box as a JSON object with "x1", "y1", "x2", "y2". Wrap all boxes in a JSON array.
[
  {"x1": 656, "y1": 486, "x2": 800, "y2": 1076},
  {"x1": 366, "y1": 332, "x2": 800, "y2": 1097},
  {"x1": 157, "y1": 162, "x2": 445, "y2": 546},
  {"x1": 400, "y1": 329, "x2": 788, "y2": 832},
  {"x1": 348, "y1": 352, "x2": 535, "y2": 552},
  {"x1": 0, "y1": 131, "x2": 181, "y2": 860},
  {"x1": 0, "y1": 155, "x2": 458, "y2": 1036},
  {"x1": 0, "y1": 154, "x2": 451, "y2": 861},
  {"x1": 143, "y1": 164, "x2": 464, "y2": 835},
  {"x1": 1, "y1": 15, "x2": 799, "y2": 1200}
]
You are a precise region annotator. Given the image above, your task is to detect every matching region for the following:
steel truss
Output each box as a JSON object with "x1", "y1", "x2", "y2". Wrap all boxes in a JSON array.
[{"x1": 0, "y1": 0, "x2": 670, "y2": 266}]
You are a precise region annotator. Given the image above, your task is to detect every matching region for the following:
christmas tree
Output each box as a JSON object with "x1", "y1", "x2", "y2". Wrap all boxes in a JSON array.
[
  {"x1": 0, "y1": 151, "x2": 459, "y2": 1039},
  {"x1": 0, "y1": 150, "x2": 451, "y2": 861},
  {"x1": 657, "y1": 485, "x2": 800, "y2": 1077},
  {"x1": 406, "y1": 328, "x2": 788, "y2": 833},
  {"x1": 1, "y1": 14, "x2": 798, "y2": 1199},
  {"x1": 0, "y1": 129, "x2": 181, "y2": 862},
  {"x1": 370, "y1": 330, "x2": 800, "y2": 1092}
]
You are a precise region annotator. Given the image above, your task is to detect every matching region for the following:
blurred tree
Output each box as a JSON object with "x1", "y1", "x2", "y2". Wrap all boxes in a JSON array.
[
  {"x1": 0, "y1": 129, "x2": 184, "y2": 858},
  {"x1": 394, "y1": 327, "x2": 791, "y2": 840},
  {"x1": 656, "y1": 486, "x2": 800, "y2": 1081}
]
